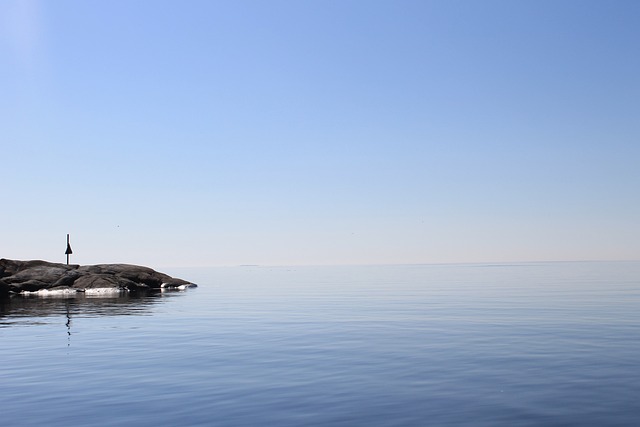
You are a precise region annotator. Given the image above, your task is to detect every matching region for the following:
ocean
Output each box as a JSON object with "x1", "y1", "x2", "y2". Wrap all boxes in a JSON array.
[{"x1": 1, "y1": 262, "x2": 639, "y2": 426}]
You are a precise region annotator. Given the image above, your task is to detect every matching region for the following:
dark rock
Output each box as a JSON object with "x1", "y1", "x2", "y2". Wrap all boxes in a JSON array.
[
  {"x1": 72, "y1": 274, "x2": 123, "y2": 290},
  {"x1": 0, "y1": 259, "x2": 196, "y2": 296},
  {"x1": 0, "y1": 278, "x2": 10, "y2": 294},
  {"x1": 52, "y1": 270, "x2": 82, "y2": 288}
]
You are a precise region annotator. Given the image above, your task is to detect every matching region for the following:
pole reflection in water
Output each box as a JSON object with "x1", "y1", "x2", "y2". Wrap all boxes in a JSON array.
[
  {"x1": 0, "y1": 289, "x2": 189, "y2": 332},
  {"x1": 66, "y1": 299, "x2": 71, "y2": 347}
]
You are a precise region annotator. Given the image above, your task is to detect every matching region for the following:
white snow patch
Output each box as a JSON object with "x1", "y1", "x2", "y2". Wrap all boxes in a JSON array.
[
  {"x1": 21, "y1": 288, "x2": 81, "y2": 296},
  {"x1": 161, "y1": 283, "x2": 196, "y2": 290},
  {"x1": 84, "y1": 288, "x2": 127, "y2": 295}
]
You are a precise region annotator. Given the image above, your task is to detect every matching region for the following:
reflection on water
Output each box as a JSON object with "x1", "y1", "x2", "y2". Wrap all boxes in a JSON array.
[{"x1": 0, "y1": 290, "x2": 187, "y2": 328}]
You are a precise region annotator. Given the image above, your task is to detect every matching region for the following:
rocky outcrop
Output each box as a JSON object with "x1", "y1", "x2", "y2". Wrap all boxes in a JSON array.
[{"x1": 0, "y1": 259, "x2": 196, "y2": 295}]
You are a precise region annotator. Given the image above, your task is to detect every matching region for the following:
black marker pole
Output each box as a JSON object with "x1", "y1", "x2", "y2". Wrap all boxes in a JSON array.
[{"x1": 65, "y1": 234, "x2": 73, "y2": 265}]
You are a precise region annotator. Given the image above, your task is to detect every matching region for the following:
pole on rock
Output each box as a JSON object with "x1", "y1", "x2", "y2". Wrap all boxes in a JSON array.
[{"x1": 65, "y1": 234, "x2": 73, "y2": 265}]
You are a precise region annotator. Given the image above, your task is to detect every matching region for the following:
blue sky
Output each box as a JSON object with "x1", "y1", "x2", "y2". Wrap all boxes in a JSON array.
[{"x1": 2, "y1": 0, "x2": 639, "y2": 267}]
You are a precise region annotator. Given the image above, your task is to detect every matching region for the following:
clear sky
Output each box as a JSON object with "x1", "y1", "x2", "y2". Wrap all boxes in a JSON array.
[{"x1": 2, "y1": 0, "x2": 639, "y2": 267}]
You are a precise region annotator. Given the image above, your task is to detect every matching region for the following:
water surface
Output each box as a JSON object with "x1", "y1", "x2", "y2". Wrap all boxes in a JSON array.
[{"x1": 1, "y1": 262, "x2": 639, "y2": 426}]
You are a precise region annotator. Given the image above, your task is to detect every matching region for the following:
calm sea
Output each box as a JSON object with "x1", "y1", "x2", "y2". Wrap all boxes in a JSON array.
[{"x1": 1, "y1": 262, "x2": 639, "y2": 426}]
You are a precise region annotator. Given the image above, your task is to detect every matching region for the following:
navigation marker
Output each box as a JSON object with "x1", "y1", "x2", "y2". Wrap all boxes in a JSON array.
[{"x1": 65, "y1": 234, "x2": 73, "y2": 265}]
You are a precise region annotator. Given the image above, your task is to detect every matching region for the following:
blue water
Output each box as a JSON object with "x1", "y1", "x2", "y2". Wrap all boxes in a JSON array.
[{"x1": 1, "y1": 262, "x2": 639, "y2": 426}]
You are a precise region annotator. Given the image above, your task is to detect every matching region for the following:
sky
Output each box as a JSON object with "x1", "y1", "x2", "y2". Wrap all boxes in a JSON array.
[{"x1": 1, "y1": 0, "x2": 639, "y2": 267}]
